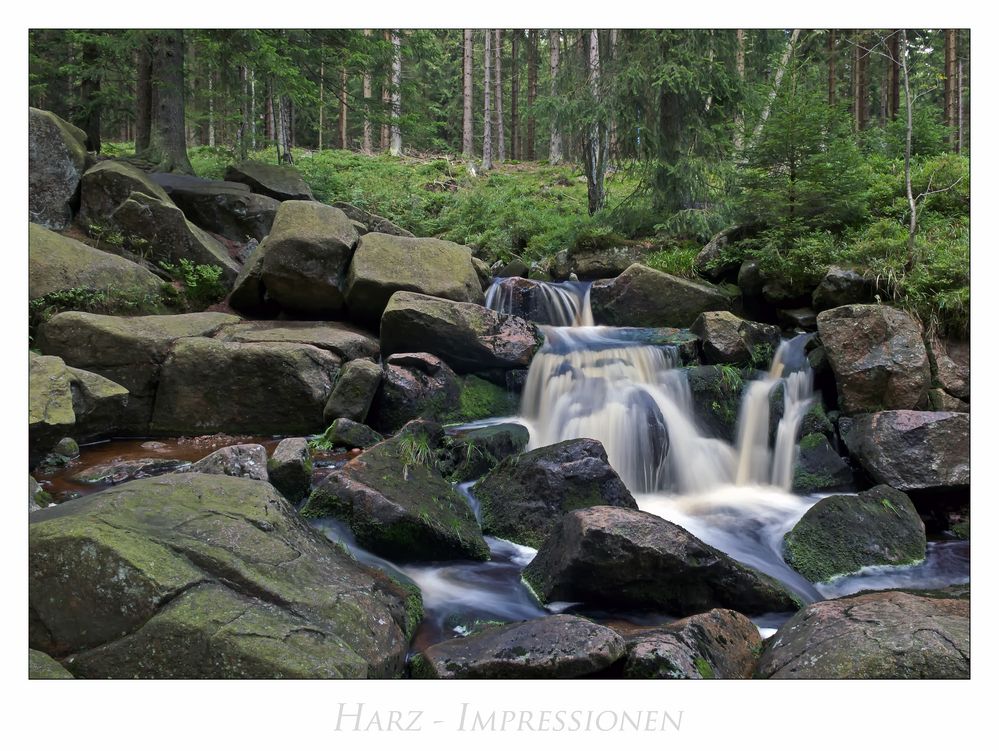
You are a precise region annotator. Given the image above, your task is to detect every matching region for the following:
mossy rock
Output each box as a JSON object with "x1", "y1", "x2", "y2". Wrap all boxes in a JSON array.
[
  {"x1": 28, "y1": 649, "x2": 74, "y2": 679},
  {"x1": 79, "y1": 160, "x2": 173, "y2": 225},
  {"x1": 439, "y1": 422, "x2": 530, "y2": 482},
  {"x1": 29, "y1": 107, "x2": 88, "y2": 230},
  {"x1": 684, "y1": 365, "x2": 745, "y2": 441},
  {"x1": 791, "y1": 432, "x2": 853, "y2": 494},
  {"x1": 783, "y1": 485, "x2": 926, "y2": 583}
]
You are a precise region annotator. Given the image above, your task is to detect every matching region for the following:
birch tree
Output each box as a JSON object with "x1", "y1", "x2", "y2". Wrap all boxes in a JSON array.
[{"x1": 389, "y1": 30, "x2": 402, "y2": 156}]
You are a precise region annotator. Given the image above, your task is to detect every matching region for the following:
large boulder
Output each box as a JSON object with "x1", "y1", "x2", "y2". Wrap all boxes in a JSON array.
[
  {"x1": 150, "y1": 172, "x2": 279, "y2": 242},
  {"x1": 185, "y1": 443, "x2": 269, "y2": 481},
  {"x1": 36, "y1": 311, "x2": 239, "y2": 433},
  {"x1": 812, "y1": 266, "x2": 876, "y2": 312},
  {"x1": 523, "y1": 506, "x2": 800, "y2": 616},
  {"x1": 257, "y1": 201, "x2": 359, "y2": 315},
  {"x1": 331, "y1": 201, "x2": 413, "y2": 237},
  {"x1": 79, "y1": 160, "x2": 172, "y2": 225},
  {"x1": 622, "y1": 609, "x2": 762, "y2": 679},
  {"x1": 690, "y1": 310, "x2": 780, "y2": 366},
  {"x1": 590, "y1": 264, "x2": 737, "y2": 328},
  {"x1": 783, "y1": 485, "x2": 925, "y2": 582},
  {"x1": 380, "y1": 291, "x2": 542, "y2": 375},
  {"x1": 29, "y1": 474, "x2": 419, "y2": 678},
  {"x1": 472, "y1": 439, "x2": 637, "y2": 548},
  {"x1": 927, "y1": 335, "x2": 970, "y2": 400},
  {"x1": 29, "y1": 223, "x2": 165, "y2": 308},
  {"x1": 150, "y1": 338, "x2": 339, "y2": 436},
  {"x1": 267, "y1": 437, "x2": 313, "y2": 502},
  {"x1": 684, "y1": 365, "x2": 746, "y2": 441},
  {"x1": 411, "y1": 615, "x2": 625, "y2": 679},
  {"x1": 344, "y1": 233, "x2": 484, "y2": 327},
  {"x1": 302, "y1": 423, "x2": 489, "y2": 562},
  {"x1": 438, "y1": 422, "x2": 531, "y2": 483},
  {"x1": 215, "y1": 320, "x2": 379, "y2": 363},
  {"x1": 28, "y1": 107, "x2": 88, "y2": 230},
  {"x1": 224, "y1": 161, "x2": 314, "y2": 201},
  {"x1": 816, "y1": 304, "x2": 930, "y2": 414},
  {"x1": 29, "y1": 649, "x2": 74, "y2": 679},
  {"x1": 569, "y1": 246, "x2": 646, "y2": 280},
  {"x1": 317, "y1": 418, "x2": 383, "y2": 450},
  {"x1": 323, "y1": 358, "x2": 383, "y2": 424},
  {"x1": 693, "y1": 228, "x2": 744, "y2": 281},
  {"x1": 791, "y1": 432, "x2": 854, "y2": 494},
  {"x1": 839, "y1": 410, "x2": 970, "y2": 491},
  {"x1": 109, "y1": 191, "x2": 240, "y2": 282},
  {"x1": 227, "y1": 241, "x2": 276, "y2": 317},
  {"x1": 755, "y1": 589, "x2": 969, "y2": 679}
]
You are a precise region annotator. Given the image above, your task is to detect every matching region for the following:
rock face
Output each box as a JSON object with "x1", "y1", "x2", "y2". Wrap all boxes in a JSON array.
[
  {"x1": 110, "y1": 191, "x2": 240, "y2": 282},
  {"x1": 151, "y1": 172, "x2": 279, "y2": 242},
  {"x1": 29, "y1": 108, "x2": 88, "y2": 230},
  {"x1": 29, "y1": 649, "x2": 74, "y2": 679},
  {"x1": 840, "y1": 410, "x2": 970, "y2": 491},
  {"x1": 783, "y1": 485, "x2": 926, "y2": 582},
  {"x1": 267, "y1": 438, "x2": 313, "y2": 502},
  {"x1": 29, "y1": 223, "x2": 165, "y2": 306},
  {"x1": 816, "y1": 304, "x2": 930, "y2": 414},
  {"x1": 29, "y1": 474, "x2": 419, "y2": 678},
  {"x1": 332, "y1": 201, "x2": 413, "y2": 237},
  {"x1": 257, "y1": 201, "x2": 359, "y2": 315},
  {"x1": 227, "y1": 242, "x2": 274, "y2": 316},
  {"x1": 684, "y1": 365, "x2": 745, "y2": 441},
  {"x1": 151, "y1": 337, "x2": 339, "y2": 436},
  {"x1": 224, "y1": 161, "x2": 314, "y2": 201},
  {"x1": 344, "y1": 233, "x2": 484, "y2": 327},
  {"x1": 591, "y1": 264, "x2": 737, "y2": 328},
  {"x1": 928, "y1": 336, "x2": 970, "y2": 400},
  {"x1": 324, "y1": 358, "x2": 383, "y2": 424},
  {"x1": 439, "y1": 422, "x2": 531, "y2": 483},
  {"x1": 756, "y1": 589, "x2": 969, "y2": 679},
  {"x1": 215, "y1": 320, "x2": 379, "y2": 362},
  {"x1": 302, "y1": 424, "x2": 489, "y2": 562},
  {"x1": 381, "y1": 291, "x2": 542, "y2": 375},
  {"x1": 367, "y1": 353, "x2": 462, "y2": 434},
  {"x1": 472, "y1": 439, "x2": 637, "y2": 549},
  {"x1": 412, "y1": 615, "x2": 625, "y2": 679},
  {"x1": 791, "y1": 432, "x2": 854, "y2": 494},
  {"x1": 79, "y1": 160, "x2": 173, "y2": 225},
  {"x1": 622, "y1": 609, "x2": 762, "y2": 679},
  {"x1": 691, "y1": 310, "x2": 780, "y2": 366},
  {"x1": 524, "y1": 506, "x2": 800, "y2": 616},
  {"x1": 36, "y1": 311, "x2": 240, "y2": 433},
  {"x1": 812, "y1": 266, "x2": 876, "y2": 311},
  {"x1": 186, "y1": 443, "x2": 269, "y2": 481}
]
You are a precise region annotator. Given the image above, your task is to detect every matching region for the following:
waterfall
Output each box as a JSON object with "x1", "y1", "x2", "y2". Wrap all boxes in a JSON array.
[{"x1": 485, "y1": 277, "x2": 594, "y2": 327}]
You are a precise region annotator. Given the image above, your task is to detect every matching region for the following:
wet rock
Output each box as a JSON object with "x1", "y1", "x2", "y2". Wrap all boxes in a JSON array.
[
  {"x1": 839, "y1": 410, "x2": 969, "y2": 491},
  {"x1": 927, "y1": 336, "x2": 970, "y2": 400},
  {"x1": 267, "y1": 438, "x2": 312, "y2": 502},
  {"x1": 495, "y1": 258, "x2": 529, "y2": 278},
  {"x1": 473, "y1": 439, "x2": 638, "y2": 549},
  {"x1": 258, "y1": 201, "x2": 359, "y2": 315},
  {"x1": 693, "y1": 228, "x2": 744, "y2": 281},
  {"x1": 471, "y1": 256, "x2": 492, "y2": 290},
  {"x1": 755, "y1": 589, "x2": 969, "y2": 679},
  {"x1": 186, "y1": 443, "x2": 269, "y2": 481},
  {"x1": 791, "y1": 432, "x2": 853, "y2": 494},
  {"x1": 344, "y1": 233, "x2": 485, "y2": 327},
  {"x1": 783, "y1": 485, "x2": 925, "y2": 582},
  {"x1": 569, "y1": 246, "x2": 647, "y2": 280},
  {"x1": 762, "y1": 276, "x2": 814, "y2": 308},
  {"x1": 411, "y1": 615, "x2": 625, "y2": 679},
  {"x1": 79, "y1": 160, "x2": 173, "y2": 225},
  {"x1": 30, "y1": 473, "x2": 418, "y2": 678},
  {"x1": 928, "y1": 388, "x2": 969, "y2": 413},
  {"x1": 778, "y1": 308, "x2": 818, "y2": 331},
  {"x1": 368, "y1": 353, "x2": 462, "y2": 434},
  {"x1": 72, "y1": 457, "x2": 191, "y2": 484},
  {"x1": 331, "y1": 201, "x2": 413, "y2": 237},
  {"x1": 323, "y1": 358, "x2": 383, "y2": 424},
  {"x1": 110, "y1": 191, "x2": 240, "y2": 282},
  {"x1": 29, "y1": 107, "x2": 88, "y2": 230},
  {"x1": 302, "y1": 423, "x2": 489, "y2": 562},
  {"x1": 224, "y1": 160, "x2": 314, "y2": 201},
  {"x1": 439, "y1": 422, "x2": 531, "y2": 483},
  {"x1": 318, "y1": 418, "x2": 383, "y2": 450},
  {"x1": 151, "y1": 338, "x2": 339, "y2": 436},
  {"x1": 29, "y1": 223, "x2": 165, "y2": 309},
  {"x1": 29, "y1": 476, "x2": 52, "y2": 513},
  {"x1": 29, "y1": 649, "x2": 74, "y2": 679},
  {"x1": 812, "y1": 266, "x2": 876, "y2": 311},
  {"x1": 691, "y1": 310, "x2": 780, "y2": 366},
  {"x1": 215, "y1": 320, "x2": 379, "y2": 362},
  {"x1": 737, "y1": 259, "x2": 765, "y2": 297},
  {"x1": 623, "y1": 609, "x2": 762, "y2": 679},
  {"x1": 816, "y1": 304, "x2": 930, "y2": 414},
  {"x1": 523, "y1": 506, "x2": 800, "y2": 616},
  {"x1": 53, "y1": 437, "x2": 80, "y2": 459},
  {"x1": 684, "y1": 365, "x2": 745, "y2": 441},
  {"x1": 591, "y1": 263, "x2": 737, "y2": 328},
  {"x1": 151, "y1": 172, "x2": 279, "y2": 242},
  {"x1": 381, "y1": 291, "x2": 542, "y2": 375}
]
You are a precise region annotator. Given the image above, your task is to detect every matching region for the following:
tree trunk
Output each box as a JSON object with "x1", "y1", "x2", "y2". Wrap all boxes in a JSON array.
[
  {"x1": 389, "y1": 31, "x2": 402, "y2": 156},
  {"x1": 584, "y1": 30, "x2": 606, "y2": 215},
  {"x1": 548, "y1": 29, "x2": 562, "y2": 164},
  {"x1": 958, "y1": 56, "x2": 964, "y2": 155},
  {"x1": 462, "y1": 29, "x2": 474, "y2": 158},
  {"x1": 135, "y1": 39, "x2": 152, "y2": 153},
  {"x1": 493, "y1": 29, "x2": 505, "y2": 163},
  {"x1": 945, "y1": 28, "x2": 958, "y2": 150},
  {"x1": 827, "y1": 29, "x2": 836, "y2": 105},
  {"x1": 381, "y1": 30, "x2": 391, "y2": 150},
  {"x1": 318, "y1": 61, "x2": 324, "y2": 150},
  {"x1": 734, "y1": 28, "x2": 746, "y2": 152},
  {"x1": 887, "y1": 30, "x2": 900, "y2": 119},
  {"x1": 900, "y1": 29, "x2": 917, "y2": 268},
  {"x1": 483, "y1": 30, "x2": 493, "y2": 170},
  {"x1": 510, "y1": 30, "x2": 519, "y2": 160},
  {"x1": 852, "y1": 31, "x2": 869, "y2": 132},
  {"x1": 237, "y1": 65, "x2": 250, "y2": 160},
  {"x1": 751, "y1": 29, "x2": 800, "y2": 147},
  {"x1": 363, "y1": 29, "x2": 373, "y2": 154},
  {"x1": 526, "y1": 29, "x2": 537, "y2": 160},
  {"x1": 207, "y1": 63, "x2": 215, "y2": 147},
  {"x1": 265, "y1": 87, "x2": 275, "y2": 142},
  {"x1": 78, "y1": 39, "x2": 101, "y2": 152},
  {"x1": 275, "y1": 94, "x2": 293, "y2": 164},
  {"x1": 144, "y1": 30, "x2": 193, "y2": 173},
  {"x1": 250, "y1": 69, "x2": 257, "y2": 150},
  {"x1": 340, "y1": 66, "x2": 349, "y2": 149},
  {"x1": 608, "y1": 29, "x2": 618, "y2": 162}
]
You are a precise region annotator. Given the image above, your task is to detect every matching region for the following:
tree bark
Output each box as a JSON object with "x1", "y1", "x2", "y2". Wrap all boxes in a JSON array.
[
  {"x1": 389, "y1": 30, "x2": 402, "y2": 156},
  {"x1": 734, "y1": 29, "x2": 746, "y2": 152},
  {"x1": 548, "y1": 29, "x2": 562, "y2": 164},
  {"x1": 958, "y1": 56, "x2": 964, "y2": 155},
  {"x1": 510, "y1": 30, "x2": 519, "y2": 160},
  {"x1": 77, "y1": 39, "x2": 102, "y2": 152},
  {"x1": 318, "y1": 61, "x2": 324, "y2": 150},
  {"x1": 827, "y1": 30, "x2": 836, "y2": 106},
  {"x1": 339, "y1": 66, "x2": 349, "y2": 149},
  {"x1": 265, "y1": 86, "x2": 275, "y2": 142},
  {"x1": 526, "y1": 29, "x2": 538, "y2": 160},
  {"x1": 852, "y1": 30, "x2": 869, "y2": 132},
  {"x1": 482, "y1": 30, "x2": 493, "y2": 170},
  {"x1": 493, "y1": 29, "x2": 505, "y2": 163},
  {"x1": 363, "y1": 29, "x2": 373, "y2": 154},
  {"x1": 887, "y1": 30, "x2": 900, "y2": 119},
  {"x1": 144, "y1": 30, "x2": 193, "y2": 173},
  {"x1": 135, "y1": 38, "x2": 152, "y2": 153},
  {"x1": 900, "y1": 29, "x2": 917, "y2": 268},
  {"x1": 250, "y1": 69, "x2": 257, "y2": 150},
  {"x1": 945, "y1": 28, "x2": 958, "y2": 149},
  {"x1": 751, "y1": 29, "x2": 800, "y2": 147},
  {"x1": 207, "y1": 62, "x2": 215, "y2": 147},
  {"x1": 584, "y1": 30, "x2": 606, "y2": 215},
  {"x1": 462, "y1": 29, "x2": 474, "y2": 158}
]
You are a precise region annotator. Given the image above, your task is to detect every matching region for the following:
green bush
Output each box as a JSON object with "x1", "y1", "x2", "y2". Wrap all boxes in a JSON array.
[{"x1": 159, "y1": 259, "x2": 227, "y2": 310}]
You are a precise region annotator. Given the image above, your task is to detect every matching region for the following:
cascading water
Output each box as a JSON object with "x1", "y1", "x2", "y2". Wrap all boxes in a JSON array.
[{"x1": 485, "y1": 277, "x2": 594, "y2": 327}]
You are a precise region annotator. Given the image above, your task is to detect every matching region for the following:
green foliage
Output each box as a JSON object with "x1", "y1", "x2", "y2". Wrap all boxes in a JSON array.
[
  {"x1": 29, "y1": 285, "x2": 168, "y2": 334},
  {"x1": 645, "y1": 243, "x2": 699, "y2": 278},
  {"x1": 399, "y1": 432, "x2": 435, "y2": 473},
  {"x1": 158, "y1": 259, "x2": 227, "y2": 310}
]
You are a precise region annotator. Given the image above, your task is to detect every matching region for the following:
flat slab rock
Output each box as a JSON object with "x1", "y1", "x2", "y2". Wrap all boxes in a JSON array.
[
  {"x1": 411, "y1": 615, "x2": 625, "y2": 679},
  {"x1": 215, "y1": 320, "x2": 379, "y2": 362}
]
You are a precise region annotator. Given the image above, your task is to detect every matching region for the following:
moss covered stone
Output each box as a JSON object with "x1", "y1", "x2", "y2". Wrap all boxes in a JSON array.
[
  {"x1": 783, "y1": 485, "x2": 926, "y2": 582},
  {"x1": 29, "y1": 107, "x2": 88, "y2": 230},
  {"x1": 28, "y1": 649, "x2": 74, "y2": 679},
  {"x1": 439, "y1": 422, "x2": 530, "y2": 482},
  {"x1": 79, "y1": 160, "x2": 173, "y2": 225},
  {"x1": 791, "y1": 432, "x2": 853, "y2": 494}
]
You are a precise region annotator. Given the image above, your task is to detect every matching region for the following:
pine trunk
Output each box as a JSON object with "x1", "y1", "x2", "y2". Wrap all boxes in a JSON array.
[
  {"x1": 584, "y1": 30, "x2": 605, "y2": 215},
  {"x1": 945, "y1": 29, "x2": 958, "y2": 150},
  {"x1": 144, "y1": 30, "x2": 193, "y2": 173},
  {"x1": 462, "y1": 29, "x2": 474, "y2": 157},
  {"x1": 510, "y1": 31, "x2": 519, "y2": 160},
  {"x1": 887, "y1": 31, "x2": 900, "y2": 119},
  {"x1": 340, "y1": 66, "x2": 349, "y2": 149},
  {"x1": 526, "y1": 30, "x2": 537, "y2": 161},
  {"x1": 363, "y1": 29, "x2": 373, "y2": 154},
  {"x1": 135, "y1": 39, "x2": 152, "y2": 153},
  {"x1": 483, "y1": 30, "x2": 493, "y2": 170},
  {"x1": 548, "y1": 29, "x2": 562, "y2": 164},
  {"x1": 827, "y1": 30, "x2": 836, "y2": 106},
  {"x1": 389, "y1": 31, "x2": 402, "y2": 156},
  {"x1": 493, "y1": 29, "x2": 505, "y2": 163}
]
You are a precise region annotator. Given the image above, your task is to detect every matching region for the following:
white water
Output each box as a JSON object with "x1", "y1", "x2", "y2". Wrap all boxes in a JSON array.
[{"x1": 485, "y1": 277, "x2": 594, "y2": 327}]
